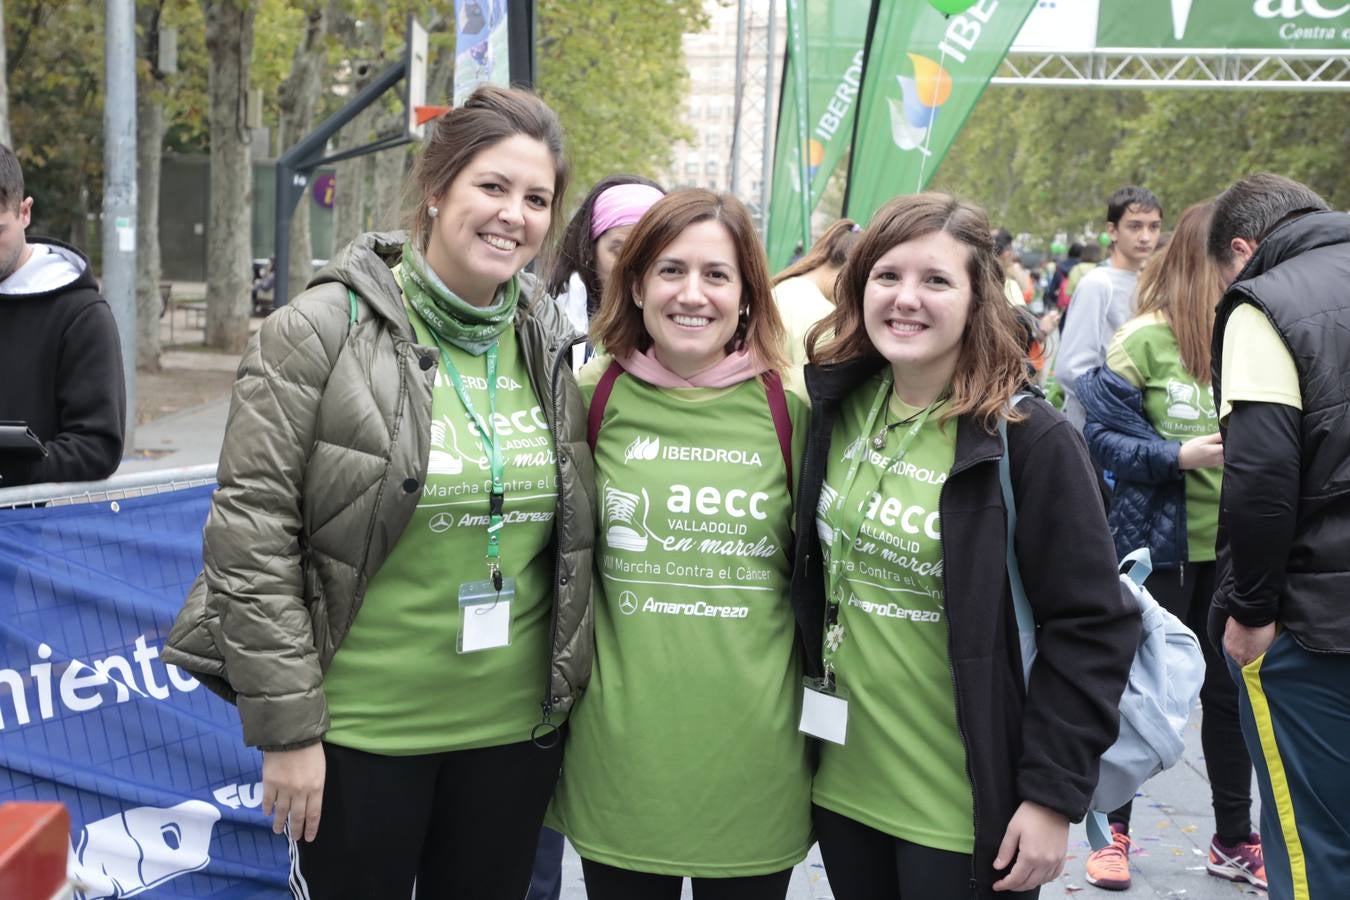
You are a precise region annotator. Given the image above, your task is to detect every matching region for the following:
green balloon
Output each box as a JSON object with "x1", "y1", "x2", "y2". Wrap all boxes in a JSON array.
[
  {"x1": 1050, "y1": 241, "x2": 1067, "y2": 256},
  {"x1": 1098, "y1": 231, "x2": 1113, "y2": 248},
  {"x1": 928, "y1": 0, "x2": 979, "y2": 13}
]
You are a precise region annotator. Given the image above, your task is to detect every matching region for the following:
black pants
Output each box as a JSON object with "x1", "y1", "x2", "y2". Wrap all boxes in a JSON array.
[
  {"x1": 526, "y1": 827, "x2": 565, "y2": 900},
  {"x1": 293, "y1": 737, "x2": 563, "y2": 899},
  {"x1": 812, "y1": 805, "x2": 1033, "y2": 899},
  {"x1": 580, "y1": 857, "x2": 793, "y2": 900},
  {"x1": 1108, "y1": 561, "x2": 1254, "y2": 844}
]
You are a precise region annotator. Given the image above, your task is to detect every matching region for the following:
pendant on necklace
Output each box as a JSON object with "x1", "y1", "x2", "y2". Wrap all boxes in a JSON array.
[{"x1": 871, "y1": 432, "x2": 886, "y2": 450}]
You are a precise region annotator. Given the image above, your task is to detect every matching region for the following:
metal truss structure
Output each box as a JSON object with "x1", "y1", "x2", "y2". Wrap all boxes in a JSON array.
[
  {"x1": 730, "y1": 0, "x2": 779, "y2": 228},
  {"x1": 994, "y1": 49, "x2": 1350, "y2": 91}
]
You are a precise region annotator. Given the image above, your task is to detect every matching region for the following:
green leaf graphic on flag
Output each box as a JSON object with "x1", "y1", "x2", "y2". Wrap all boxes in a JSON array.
[{"x1": 844, "y1": 1, "x2": 1037, "y2": 226}]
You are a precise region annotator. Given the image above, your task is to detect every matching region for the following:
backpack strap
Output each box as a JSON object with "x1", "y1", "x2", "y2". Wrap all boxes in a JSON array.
[
  {"x1": 586, "y1": 360, "x2": 625, "y2": 451},
  {"x1": 997, "y1": 392, "x2": 1036, "y2": 687},
  {"x1": 1001, "y1": 392, "x2": 1119, "y2": 852},
  {"x1": 586, "y1": 364, "x2": 794, "y2": 492},
  {"x1": 761, "y1": 371, "x2": 794, "y2": 495}
]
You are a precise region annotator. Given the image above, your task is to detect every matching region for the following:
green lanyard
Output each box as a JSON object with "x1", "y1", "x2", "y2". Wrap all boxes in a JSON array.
[
  {"x1": 428, "y1": 335, "x2": 507, "y2": 589},
  {"x1": 822, "y1": 371, "x2": 944, "y2": 677}
]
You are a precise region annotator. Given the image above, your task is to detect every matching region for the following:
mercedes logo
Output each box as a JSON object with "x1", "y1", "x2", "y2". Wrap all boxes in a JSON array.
[
  {"x1": 429, "y1": 512, "x2": 454, "y2": 534},
  {"x1": 618, "y1": 591, "x2": 639, "y2": 616}
]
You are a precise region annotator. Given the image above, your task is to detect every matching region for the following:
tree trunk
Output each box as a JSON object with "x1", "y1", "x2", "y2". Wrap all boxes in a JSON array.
[
  {"x1": 333, "y1": 102, "x2": 374, "y2": 246},
  {"x1": 278, "y1": 2, "x2": 332, "y2": 301},
  {"x1": 200, "y1": 0, "x2": 255, "y2": 353},
  {"x1": 0, "y1": 1, "x2": 11, "y2": 147},
  {"x1": 134, "y1": 2, "x2": 166, "y2": 372},
  {"x1": 369, "y1": 137, "x2": 406, "y2": 233}
]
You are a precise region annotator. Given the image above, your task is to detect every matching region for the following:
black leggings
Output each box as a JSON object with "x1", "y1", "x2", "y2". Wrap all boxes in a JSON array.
[
  {"x1": 812, "y1": 805, "x2": 1031, "y2": 899},
  {"x1": 580, "y1": 857, "x2": 793, "y2": 900},
  {"x1": 1108, "y1": 561, "x2": 1253, "y2": 844},
  {"x1": 293, "y1": 737, "x2": 563, "y2": 899}
]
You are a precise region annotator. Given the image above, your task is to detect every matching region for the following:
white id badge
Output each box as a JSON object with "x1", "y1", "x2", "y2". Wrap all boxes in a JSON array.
[
  {"x1": 458, "y1": 577, "x2": 514, "y2": 653},
  {"x1": 799, "y1": 677, "x2": 849, "y2": 745}
]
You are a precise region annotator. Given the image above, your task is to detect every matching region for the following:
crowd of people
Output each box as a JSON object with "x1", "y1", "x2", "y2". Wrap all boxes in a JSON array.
[{"x1": 3, "y1": 83, "x2": 1337, "y2": 899}]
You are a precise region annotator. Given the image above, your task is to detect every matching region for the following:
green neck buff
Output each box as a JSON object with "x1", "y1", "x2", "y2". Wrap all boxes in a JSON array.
[{"x1": 400, "y1": 242, "x2": 519, "y2": 356}]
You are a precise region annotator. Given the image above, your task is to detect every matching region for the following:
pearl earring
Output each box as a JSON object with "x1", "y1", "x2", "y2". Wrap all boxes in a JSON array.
[{"x1": 428, "y1": 205, "x2": 439, "y2": 218}]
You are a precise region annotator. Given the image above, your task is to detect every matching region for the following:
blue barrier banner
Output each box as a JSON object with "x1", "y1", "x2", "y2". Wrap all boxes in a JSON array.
[{"x1": 0, "y1": 485, "x2": 289, "y2": 899}]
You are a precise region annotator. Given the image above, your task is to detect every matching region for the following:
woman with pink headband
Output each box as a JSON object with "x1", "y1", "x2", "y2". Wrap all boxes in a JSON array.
[{"x1": 546, "y1": 175, "x2": 665, "y2": 353}]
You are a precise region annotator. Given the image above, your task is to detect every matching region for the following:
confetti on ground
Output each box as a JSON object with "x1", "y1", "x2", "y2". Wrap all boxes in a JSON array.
[{"x1": 1181, "y1": 824, "x2": 1199, "y2": 833}]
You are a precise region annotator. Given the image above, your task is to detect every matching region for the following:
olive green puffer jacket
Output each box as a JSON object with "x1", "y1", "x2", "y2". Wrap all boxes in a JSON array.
[{"x1": 162, "y1": 232, "x2": 596, "y2": 750}]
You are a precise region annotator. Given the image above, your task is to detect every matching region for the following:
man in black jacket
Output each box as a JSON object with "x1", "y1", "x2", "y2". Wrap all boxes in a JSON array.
[
  {"x1": 0, "y1": 143, "x2": 125, "y2": 488},
  {"x1": 1208, "y1": 172, "x2": 1350, "y2": 900}
]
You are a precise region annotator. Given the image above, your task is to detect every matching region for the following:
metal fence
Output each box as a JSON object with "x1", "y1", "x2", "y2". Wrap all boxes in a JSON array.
[{"x1": 0, "y1": 465, "x2": 216, "y2": 510}]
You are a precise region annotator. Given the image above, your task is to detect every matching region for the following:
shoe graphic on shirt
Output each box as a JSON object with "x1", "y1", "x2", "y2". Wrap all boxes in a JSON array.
[
  {"x1": 604, "y1": 482, "x2": 650, "y2": 552},
  {"x1": 1165, "y1": 380, "x2": 1202, "y2": 421},
  {"x1": 428, "y1": 416, "x2": 487, "y2": 476}
]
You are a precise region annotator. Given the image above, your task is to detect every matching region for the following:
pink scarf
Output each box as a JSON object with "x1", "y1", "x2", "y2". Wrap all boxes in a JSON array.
[{"x1": 618, "y1": 348, "x2": 770, "y2": 388}]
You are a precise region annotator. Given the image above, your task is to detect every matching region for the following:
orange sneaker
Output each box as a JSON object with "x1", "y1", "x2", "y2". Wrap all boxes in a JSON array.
[{"x1": 1085, "y1": 822, "x2": 1132, "y2": 891}]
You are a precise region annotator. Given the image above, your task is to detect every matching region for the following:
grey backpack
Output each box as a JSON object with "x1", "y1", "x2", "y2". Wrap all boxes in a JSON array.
[{"x1": 998, "y1": 397, "x2": 1205, "y2": 848}]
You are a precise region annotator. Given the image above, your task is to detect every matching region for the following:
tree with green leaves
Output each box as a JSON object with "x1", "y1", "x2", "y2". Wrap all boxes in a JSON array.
[
  {"x1": 927, "y1": 87, "x2": 1349, "y2": 244},
  {"x1": 536, "y1": 0, "x2": 707, "y2": 205}
]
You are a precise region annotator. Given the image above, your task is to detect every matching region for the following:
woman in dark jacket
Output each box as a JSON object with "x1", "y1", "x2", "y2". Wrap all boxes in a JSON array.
[
  {"x1": 1078, "y1": 202, "x2": 1261, "y2": 892},
  {"x1": 790, "y1": 193, "x2": 1139, "y2": 898}
]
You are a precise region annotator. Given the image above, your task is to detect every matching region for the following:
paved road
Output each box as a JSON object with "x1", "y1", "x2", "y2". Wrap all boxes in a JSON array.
[{"x1": 556, "y1": 713, "x2": 1265, "y2": 899}]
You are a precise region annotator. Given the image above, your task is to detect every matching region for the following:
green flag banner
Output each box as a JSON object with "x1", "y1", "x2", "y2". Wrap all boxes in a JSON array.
[
  {"x1": 765, "y1": 0, "x2": 870, "y2": 272},
  {"x1": 843, "y1": 0, "x2": 1037, "y2": 226},
  {"x1": 1098, "y1": 0, "x2": 1350, "y2": 51}
]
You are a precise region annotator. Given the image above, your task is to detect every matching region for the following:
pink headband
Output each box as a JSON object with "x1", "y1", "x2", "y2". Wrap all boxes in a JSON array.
[{"x1": 590, "y1": 184, "x2": 664, "y2": 240}]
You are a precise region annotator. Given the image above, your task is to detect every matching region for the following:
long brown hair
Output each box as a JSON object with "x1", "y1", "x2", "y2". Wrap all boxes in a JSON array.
[
  {"x1": 771, "y1": 218, "x2": 862, "y2": 286},
  {"x1": 592, "y1": 189, "x2": 788, "y2": 371},
  {"x1": 1134, "y1": 201, "x2": 1220, "y2": 383},
  {"x1": 809, "y1": 193, "x2": 1028, "y2": 432}
]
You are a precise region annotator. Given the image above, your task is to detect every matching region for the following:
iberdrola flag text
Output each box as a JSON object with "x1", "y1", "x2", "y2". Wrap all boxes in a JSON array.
[{"x1": 843, "y1": 0, "x2": 1037, "y2": 225}]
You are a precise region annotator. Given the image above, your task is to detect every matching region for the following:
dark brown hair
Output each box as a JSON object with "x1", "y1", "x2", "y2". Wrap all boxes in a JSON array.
[
  {"x1": 1207, "y1": 172, "x2": 1329, "y2": 269},
  {"x1": 545, "y1": 173, "x2": 665, "y2": 311},
  {"x1": 772, "y1": 218, "x2": 861, "y2": 286},
  {"x1": 0, "y1": 144, "x2": 24, "y2": 213},
  {"x1": 809, "y1": 192, "x2": 1028, "y2": 431},
  {"x1": 408, "y1": 85, "x2": 569, "y2": 253},
  {"x1": 1134, "y1": 201, "x2": 1221, "y2": 383},
  {"x1": 591, "y1": 189, "x2": 787, "y2": 371}
]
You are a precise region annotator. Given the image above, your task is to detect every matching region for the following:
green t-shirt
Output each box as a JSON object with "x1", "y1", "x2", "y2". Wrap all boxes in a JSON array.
[
  {"x1": 813, "y1": 374, "x2": 973, "y2": 853},
  {"x1": 548, "y1": 368, "x2": 812, "y2": 877},
  {"x1": 322, "y1": 312, "x2": 560, "y2": 754},
  {"x1": 1106, "y1": 311, "x2": 1221, "y2": 563}
]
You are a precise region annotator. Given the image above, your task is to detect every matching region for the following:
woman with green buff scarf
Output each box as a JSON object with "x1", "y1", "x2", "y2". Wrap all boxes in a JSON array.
[{"x1": 162, "y1": 85, "x2": 596, "y2": 898}]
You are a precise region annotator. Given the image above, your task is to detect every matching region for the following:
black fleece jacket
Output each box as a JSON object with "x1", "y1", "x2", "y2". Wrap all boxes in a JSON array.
[
  {"x1": 791, "y1": 358, "x2": 1139, "y2": 898},
  {"x1": 0, "y1": 238, "x2": 125, "y2": 487}
]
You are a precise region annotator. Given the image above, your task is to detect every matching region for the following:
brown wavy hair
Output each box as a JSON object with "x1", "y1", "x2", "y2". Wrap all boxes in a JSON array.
[
  {"x1": 771, "y1": 218, "x2": 862, "y2": 286},
  {"x1": 808, "y1": 192, "x2": 1028, "y2": 432},
  {"x1": 1134, "y1": 201, "x2": 1221, "y2": 383},
  {"x1": 591, "y1": 189, "x2": 788, "y2": 371}
]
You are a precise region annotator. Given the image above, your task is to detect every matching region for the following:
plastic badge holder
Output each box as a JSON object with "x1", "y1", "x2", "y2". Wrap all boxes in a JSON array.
[
  {"x1": 457, "y1": 577, "x2": 514, "y2": 653},
  {"x1": 799, "y1": 677, "x2": 849, "y2": 745}
]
